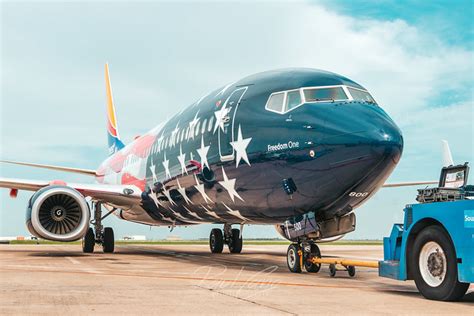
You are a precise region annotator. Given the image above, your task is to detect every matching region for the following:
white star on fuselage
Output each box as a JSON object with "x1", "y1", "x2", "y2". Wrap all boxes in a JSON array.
[
  {"x1": 196, "y1": 135, "x2": 210, "y2": 169},
  {"x1": 201, "y1": 204, "x2": 221, "y2": 219},
  {"x1": 182, "y1": 205, "x2": 204, "y2": 220},
  {"x1": 218, "y1": 167, "x2": 244, "y2": 202},
  {"x1": 176, "y1": 178, "x2": 193, "y2": 205},
  {"x1": 162, "y1": 187, "x2": 177, "y2": 206},
  {"x1": 162, "y1": 152, "x2": 171, "y2": 179},
  {"x1": 149, "y1": 192, "x2": 164, "y2": 209},
  {"x1": 149, "y1": 163, "x2": 158, "y2": 184},
  {"x1": 222, "y1": 203, "x2": 250, "y2": 222},
  {"x1": 213, "y1": 105, "x2": 230, "y2": 133},
  {"x1": 193, "y1": 173, "x2": 212, "y2": 203},
  {"x1": 171, "y1": 122, "x2": 180, "y2": 147},
  {"x1": 177, "y1": 145, "x2": 187, "y2": 175},
  {"x1": 230, "y1": 125, "x2": 252, "y2": 168},
  {"x1": 188, "y1": 111, "x2": 200, "y2": 140}
]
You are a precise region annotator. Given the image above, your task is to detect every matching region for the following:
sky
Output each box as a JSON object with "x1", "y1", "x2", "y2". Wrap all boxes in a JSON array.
[{"x1": 1, "y1": 0, "x2": 473, "y2": 240}]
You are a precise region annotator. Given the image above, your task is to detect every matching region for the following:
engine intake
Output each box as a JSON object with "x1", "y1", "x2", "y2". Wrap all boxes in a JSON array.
[{"x1": 26, "y1": 186, "x2": 90, "y2": 241}]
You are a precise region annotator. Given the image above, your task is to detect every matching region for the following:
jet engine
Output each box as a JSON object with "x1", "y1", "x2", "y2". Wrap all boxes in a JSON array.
[{"x1": 26, "y1": 186, "x2": 90, "y2": 241}]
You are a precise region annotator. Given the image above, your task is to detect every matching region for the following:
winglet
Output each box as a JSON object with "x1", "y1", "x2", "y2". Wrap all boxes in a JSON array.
[
  {"x1": 441, "y1": 140, "x2": 454, "y2": 167},
  {"x1": 105, "y1": 63, "x2": 125, "y2": 155}
]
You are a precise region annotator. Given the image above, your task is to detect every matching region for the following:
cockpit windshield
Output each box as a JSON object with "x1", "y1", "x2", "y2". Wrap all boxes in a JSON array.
[
  {"x1": 264, "y1": 85, "x2": 377, "y2": 114},
  {"x1": 347, "y1": 87, "x2": 375, "y2": 103},
  {"x1": 303, "y1": 87, "x2": 348, "y2": 102}
]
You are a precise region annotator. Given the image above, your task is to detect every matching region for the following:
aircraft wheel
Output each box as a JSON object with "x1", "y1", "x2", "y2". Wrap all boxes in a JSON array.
[
  {"x1": 329, "y1": 264, "x2": 337, "y2": 277},
  {"x1": 347, "y1": 265, "x2": 356, "y2": 277},
  {"x1": 304, "y1": 243, "x2": 321, "y2": 273},
  {"x1": 228, "y1": 228, "x2": 243, "y2": 254},
  {"x1": 82, "y1": 227, "x2": 95, "y2": 253},
  {"x1": 411, "y1": 225, "x2": 469, "y2": 301},
  {"x1": 287, "y1": 244, "x2": 302, "y2": 273},
  {"x1": 102, "y1": 227, "x2": 115, "y2": 253},
  {"x1": 210, "y1": 228, "x2": 224, "y2": 253}
]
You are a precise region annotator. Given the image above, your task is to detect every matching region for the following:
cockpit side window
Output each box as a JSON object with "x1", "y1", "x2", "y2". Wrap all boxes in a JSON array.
[
  {"x1": 303, "y1": 87, "x2": 347, "y2": 102},
  {"x1": 285, "y1": 90, "x2": 302, "y2": 111},
  {"x1": 347, "y1": 87, "x2": 376, "y2": 103},
  {"x1": 265, "y1": 92, "x2": 285, "y2": 113}
]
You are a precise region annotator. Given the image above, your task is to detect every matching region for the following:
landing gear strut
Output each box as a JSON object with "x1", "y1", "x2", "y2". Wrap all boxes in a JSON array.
[
  {"x1": 287, "y1": 241, "x2": 321, "y2": 273},
  {"x1": 82, "y1": 202, "x2": 115, "y2": 253},
  {"x1": 209, "y1": 224, "x2": 243, "y2": 254}
]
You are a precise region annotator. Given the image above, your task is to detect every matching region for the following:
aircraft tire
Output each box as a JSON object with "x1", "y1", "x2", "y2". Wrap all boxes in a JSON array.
[
  {"x1": 228, "y1": 228, "x2": 243, "y2": 254},
  {"x1": 102, "y1": 227, "x2": 115, "y2": 253},
  {"x1": 82, "y1": 227, "x2": 95, "y2": 253},
  {"x1": 210, "y1": 228, "x2": 224, "y2": 253},
  {"x1": 411, "y1": 225, "x2": 469, "y2": 301},
  {"x1": 287, "y1": 244, "x2": 302, "y2": 273},
  {"x1": 304, "y1": 243, "x2": 321, "y2": 273}
]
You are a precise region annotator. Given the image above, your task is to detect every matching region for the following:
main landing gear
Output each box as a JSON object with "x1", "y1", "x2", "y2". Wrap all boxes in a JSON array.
[
  {"x1": 209, "y1": 224, "x2": 243, "y2": 254},
  {"x1": 82, "y1": 202, "x2": 115, "y2": 254}
]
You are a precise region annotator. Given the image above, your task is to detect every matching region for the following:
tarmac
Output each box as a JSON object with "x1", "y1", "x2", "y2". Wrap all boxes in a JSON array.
[{"x1": 0, "y1": 244, "x2": 472, "y2": 315}]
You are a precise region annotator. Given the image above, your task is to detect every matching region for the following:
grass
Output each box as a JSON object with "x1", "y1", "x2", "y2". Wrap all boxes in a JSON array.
[{"x1": 7, "y1": 239, "x2": 382, "y2": 246}]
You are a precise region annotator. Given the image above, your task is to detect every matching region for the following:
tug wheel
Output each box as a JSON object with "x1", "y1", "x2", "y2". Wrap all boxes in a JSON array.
[
  {"x1": 329, "y1": 264, "x2": 336, "y2": 277},
  {"x1": 411, "y1": 225, "x2": 469, "y2": 301},
  {"x1": 347, "y1": 265, "x2": 356, "y2": 277},
  {"x1": 287, "y1": 244, "x2": 302, "y2": 273}
]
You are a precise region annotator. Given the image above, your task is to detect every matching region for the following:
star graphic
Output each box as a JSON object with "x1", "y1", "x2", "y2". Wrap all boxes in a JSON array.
[
  {"x1": 177, "y1": 145, "x2": 187, "y2": 175},
  {"x1": 168, "y1": 207, "x2": 197, "y2": 223},
  {"x1": 188, "y1": 111, "x2": 200, "y2": 140},
  {"x1": 196, "y1": 135, "x2": 210, "y2": 169},
  {"x1": 149, "y1": 192, "x2": 164, "y2": 209},
  {"x1": 230, "y1": 125, "x2": 252, "y2": 168},
  {"x1": 149, "y1": 163, "x2": 159, "y2": 184},
  {"x1": 193, "y1": 173, "x2": 212, "y2": 204},
  {"x1": 171, "y1": 122, "x2": 180, "y2": 147},
  {"x1": 162, "y1": 152, "x2": 171, "y2": 179},
  {"x1": 183, "y1": 205, "x2": 204, "y2": 220},
  {"x1": 213, "y1": 106, "x2": 230, "y2": 133},
  {"x1": 162, "y1": 187, "x2": 176, "y2": 206},
  {"x1": 218, "y1": 167, "x2": 244, "y2": 202},
  {"x1": 222, "y1": 203, "x2": 250, "y2": 222},
  {"x1": 156, "y1": 135, "x2": 164, "y2": 153},
  {"x1": 201, "y1": 204, "x2": 221, "y2": 219},
  {"x1": 176, "y1": 178, "x2": 193, "y2": 205}
]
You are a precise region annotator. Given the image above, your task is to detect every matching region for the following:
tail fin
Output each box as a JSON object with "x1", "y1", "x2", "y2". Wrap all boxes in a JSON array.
[
  {"x1": 105, "y1": 63, "x2": 125, "y2": 155},
  {"x1": 441, "y1": 140, "x2": 454, "y2": 167}
]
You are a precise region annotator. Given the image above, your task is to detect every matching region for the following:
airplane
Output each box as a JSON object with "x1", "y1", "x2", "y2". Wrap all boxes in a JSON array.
[{"x1": 0, "y1": 65, "x2": 438, "y2": 268}]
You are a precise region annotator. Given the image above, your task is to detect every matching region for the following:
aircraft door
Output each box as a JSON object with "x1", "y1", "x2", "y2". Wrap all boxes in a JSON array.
[{"x1": 218, "y1": 87, "x2": 248, "y2": 161}]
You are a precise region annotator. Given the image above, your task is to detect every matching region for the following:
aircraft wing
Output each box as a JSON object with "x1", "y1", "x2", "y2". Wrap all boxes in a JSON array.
[
  {"x1": 382, "y1": 181, "x2": 438, "y2": 188},
  {"x1": 0, "y1": 177, "x2": 142, "y2": 207}
]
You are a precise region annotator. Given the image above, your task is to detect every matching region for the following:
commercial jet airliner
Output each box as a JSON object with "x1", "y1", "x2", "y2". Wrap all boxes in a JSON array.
[{"x1": 1, "y1": 65, "x2": 437, "y2": 269}]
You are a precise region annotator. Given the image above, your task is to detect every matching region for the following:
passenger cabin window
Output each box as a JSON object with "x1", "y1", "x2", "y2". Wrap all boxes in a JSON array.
[
  {"x1": 347, "y1": 87, "x2": 376, "y2": 103},
  {"x1": 266, "y1": 92, "x2": 285, "y2": 112},
  {"x1": 303, "y1": 87, "x2": 347, "y2": 102},
  {"x1": 286, "y1": 90, "x2": 302, "y2": 111}
]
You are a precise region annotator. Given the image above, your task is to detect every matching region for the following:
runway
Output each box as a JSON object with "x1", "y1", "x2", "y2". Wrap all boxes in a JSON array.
[{"x1": 0, "y1": 244, "x2": 472, "y2": 315}]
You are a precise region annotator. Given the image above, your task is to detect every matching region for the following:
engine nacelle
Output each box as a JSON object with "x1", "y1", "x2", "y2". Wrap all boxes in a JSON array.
[{"x1": 26, "y1": 186, "x2": 90, "y2": 242}]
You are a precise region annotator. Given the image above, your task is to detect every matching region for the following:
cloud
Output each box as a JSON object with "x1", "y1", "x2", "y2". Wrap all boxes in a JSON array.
[{"x1": 1, "y1": 1, "x2": 472, "y2": 238}]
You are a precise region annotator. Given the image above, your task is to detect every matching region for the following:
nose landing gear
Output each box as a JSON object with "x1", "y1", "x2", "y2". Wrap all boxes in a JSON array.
[
  {"x1": 286, "y1": 241, "x2": 322, "y2": 273},
  {"x1": 209, "y1": 224, "x2": 243, "y2": 254}
]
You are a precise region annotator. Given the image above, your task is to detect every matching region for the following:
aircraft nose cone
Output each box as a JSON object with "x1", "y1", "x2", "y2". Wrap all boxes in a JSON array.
[{"x1": 322, "y1": 103, "x2": 403, "y2": 189}]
